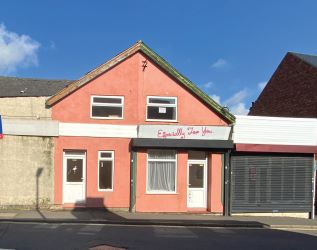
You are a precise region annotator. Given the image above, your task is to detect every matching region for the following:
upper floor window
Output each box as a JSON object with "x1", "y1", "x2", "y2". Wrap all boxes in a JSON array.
[
  {"x1": 91, "y1": 96, "x2": 124, "y2": 119},
  {"x1": 146, "y1": 96, "x2": 177, "y2": 121}
]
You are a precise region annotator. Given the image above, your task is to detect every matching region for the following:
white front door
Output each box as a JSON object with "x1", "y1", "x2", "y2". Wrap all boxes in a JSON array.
[
  {"x1": 187, "y1": 160, "x2": 207, "y2": 208},
  {"x1": 63, "y1": 151, "x2": 86, "y2": 204}
]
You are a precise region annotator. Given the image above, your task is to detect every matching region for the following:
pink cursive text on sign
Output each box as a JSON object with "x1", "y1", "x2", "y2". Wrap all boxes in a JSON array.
[{"x1": 157, "y1": 126, "x2": 212, "y2": 139}]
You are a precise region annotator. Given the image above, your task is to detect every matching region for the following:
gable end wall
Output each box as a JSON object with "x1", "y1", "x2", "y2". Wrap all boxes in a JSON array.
[{"x1": 249, "y1": 53, "x2": 317, "y2": 118}]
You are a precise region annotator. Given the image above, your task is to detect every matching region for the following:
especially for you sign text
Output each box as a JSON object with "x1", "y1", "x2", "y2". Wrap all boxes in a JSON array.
[{"x1": 138, "y1": 125, "x2": 231, "y2": 140}]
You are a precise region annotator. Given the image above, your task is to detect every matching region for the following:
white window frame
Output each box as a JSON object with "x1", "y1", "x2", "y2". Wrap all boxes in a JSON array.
[
  {"x1": 146, "y1": 149, "x2": 177, "y2": 194},
  {"x1": 146, "y1": 96, "x2": 177, "y2": 122},
  {"x1": 98, "y1": 151, "x2": 114, "y2": 191},
  {"x1": 91, "y1": 95, "x2": 124, "y2": 120}
]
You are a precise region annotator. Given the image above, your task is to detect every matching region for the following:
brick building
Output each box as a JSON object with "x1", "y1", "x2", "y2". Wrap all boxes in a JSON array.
[{"x1": 249, "y1": 52, "x2": 317, "y2": 118}]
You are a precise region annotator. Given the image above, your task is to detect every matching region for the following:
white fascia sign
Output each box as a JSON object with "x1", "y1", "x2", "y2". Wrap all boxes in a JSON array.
[{"x1": 138, "y1": 125, "x2": 231, "y2": 140}]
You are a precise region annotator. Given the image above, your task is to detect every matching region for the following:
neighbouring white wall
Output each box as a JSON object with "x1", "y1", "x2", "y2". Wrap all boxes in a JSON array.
[
  {"x1": 3, "y1": 119, "x2": 59, "y2": 136},
  {"x1": 233, "y1": 115, "x2": 317, "y2": 146}
]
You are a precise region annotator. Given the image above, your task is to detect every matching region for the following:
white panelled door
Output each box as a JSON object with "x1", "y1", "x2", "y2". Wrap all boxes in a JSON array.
[
  {"x1": 63, "y1": 151, "x2": 86, "y2": 204},
  {"x1": 187, "y1": 160, "x2": 207, "y2": 208}
]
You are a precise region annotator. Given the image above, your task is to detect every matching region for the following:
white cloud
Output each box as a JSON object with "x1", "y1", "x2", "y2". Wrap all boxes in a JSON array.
[
  {"x1": 204, "y1": 81, "x2": 214, "y2": 89},
  {"x1": 211, "y1": 58, "x2": 227, "y2": 68},
  {"x1": 229, "y1": 102, "x2": 249, "y2": 115},
  {"x1": 224, "y1": 90, "x2": 249, "y2": 115},
  {"x1": 210, "y1": 94, "x2": 221, "y2": 104},
  {"x1": 0, "y1": 24, "x2": 40, "y2": 74},
  {"x1": 49, "y1": 41, "x2": 56, "y2": 50},
  {"x1": 257, "y1": 81, "x2": 267, "y2": 90},
  {"x1": 223, "y1": 89, "x2": 248, "y2": 107},
  {"x1": 211, "y1": 89, "x2": 249, "y2": 115}
]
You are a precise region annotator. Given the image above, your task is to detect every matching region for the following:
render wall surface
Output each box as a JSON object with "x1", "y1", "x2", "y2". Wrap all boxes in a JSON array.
[
  {"x1": 52, "y1": 52, "x2": 228, "y2": 126},
  {"x1": 0, "y1": 97, "x2": 51, "y2": 119},
  {"x1": 0, "y1": 135, "x2": 54, "y2": 207},
  {"x1": 51, "y1": 52, "x2": 229, "y2": 211}
]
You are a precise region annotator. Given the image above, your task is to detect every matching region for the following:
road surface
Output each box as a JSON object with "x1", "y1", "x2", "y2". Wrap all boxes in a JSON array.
[{"x1": 0, "y1": 222, "x2": 317, "y2": 249}]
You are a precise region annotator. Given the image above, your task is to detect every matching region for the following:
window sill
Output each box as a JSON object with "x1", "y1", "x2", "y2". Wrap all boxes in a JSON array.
[
  {"x1": 98, "y1": 189, "x2": 114, "y2": 192},
  {"x1": 146, "y1": 119, "x2": 178, "y2": 123},
  {"x1": 91, "y1": 116, "x2": 124, "y2": 120},
  {"x1": 146, "y1": 191, "x2": 178, "y2": 195}
]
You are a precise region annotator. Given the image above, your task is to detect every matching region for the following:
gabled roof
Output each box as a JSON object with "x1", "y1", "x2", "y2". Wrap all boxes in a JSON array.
[
  {"x1": 290, "y1": 52, "x2": 317, "y2": 68},
  {"x1": 0, "y1": 76, "x2": 71, "y2": 97},
  {"x1": 46, "y1": 41, "x2": 235, "y2": 123}
]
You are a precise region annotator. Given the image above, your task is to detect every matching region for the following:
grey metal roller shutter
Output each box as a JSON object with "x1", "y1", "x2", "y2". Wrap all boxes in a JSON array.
[{"x1": 231, "y1": 154, "x2": 313, "y2": 213}]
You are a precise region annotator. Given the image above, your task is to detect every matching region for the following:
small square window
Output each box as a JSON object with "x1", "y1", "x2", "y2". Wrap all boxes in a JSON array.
[
  {"x1": 91, "y1": 96, "x2": 124, "y2": 119},
  {"x1": 100, "y1": 152, "x2": 113, "y2": 158},
  {"x1": 146, "y1": 96, "x2": 177, "y2": 121}
]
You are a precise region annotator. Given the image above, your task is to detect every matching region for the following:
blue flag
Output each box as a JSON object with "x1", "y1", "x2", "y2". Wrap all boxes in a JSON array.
[{"x1": 0, "y1": 115, "x2": 3, "y2": 139}]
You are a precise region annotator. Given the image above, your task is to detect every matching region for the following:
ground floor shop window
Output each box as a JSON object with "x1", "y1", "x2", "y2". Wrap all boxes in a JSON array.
[
  {"x1": 98, "y1": 151, "x2": 114, "y2": 191},
  {"x1": 147, "y1": 150, "x2": 177, "y2": 193}
]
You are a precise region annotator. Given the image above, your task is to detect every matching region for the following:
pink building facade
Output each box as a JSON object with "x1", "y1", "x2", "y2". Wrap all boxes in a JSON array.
[{"x1": 48, "y1": 41, "x2": 234, "y2": 213}]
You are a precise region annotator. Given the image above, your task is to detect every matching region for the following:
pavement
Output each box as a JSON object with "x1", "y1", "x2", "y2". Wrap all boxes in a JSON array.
[{"x1": 0, "y1": 209, "x2": 316, "y2": 229}]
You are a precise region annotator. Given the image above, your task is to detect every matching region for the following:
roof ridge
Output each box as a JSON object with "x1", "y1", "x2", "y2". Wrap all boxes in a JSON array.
[
  {"x1": 288, "y1": 52, "x2": 317, "y2": 68},
  {"x1": 289, "y1": 51, "x2": 317, "y2": 57},
  {"x1": 0, "y1": 75, "x2": 71, "y2": 82}
]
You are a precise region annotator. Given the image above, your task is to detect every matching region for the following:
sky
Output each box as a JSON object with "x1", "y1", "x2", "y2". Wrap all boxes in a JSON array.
[{"x1": 1, "y1": 0, "x2": 317, "y2": 115}]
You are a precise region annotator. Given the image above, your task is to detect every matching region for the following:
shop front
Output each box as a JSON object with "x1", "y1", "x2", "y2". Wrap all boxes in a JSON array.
[
  {"x1": 230, "y1": 153, "x2": 314, "y2": 214},
  {"x1": 130, "y1": 125, "x2": 233, "y2": 213},
  {"x1": 232, "y1": 115, "x2": 317, "y2": 218}
]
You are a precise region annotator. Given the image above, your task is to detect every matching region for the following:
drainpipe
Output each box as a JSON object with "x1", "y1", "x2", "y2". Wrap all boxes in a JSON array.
[
  {"x1": 129, "y1": 150, "x2": 137, "y2": 212},
  {"x1": 311, "y1": 156, "x2": 316, "y2": 219},
  {"x1": 223, "y1": 124, "x2": 234, "y2": 216},
  {"x1": 223, "y1": 149, "x2": 231, "y2": 216}
]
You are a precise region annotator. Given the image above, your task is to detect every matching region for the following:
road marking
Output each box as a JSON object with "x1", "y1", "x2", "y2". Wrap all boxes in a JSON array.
[
  {"x1": 277, "y1": 228, "x2": 317, "y2": 237},
  {"x1": 153, "y1": 227, "x2": 198, "y2": 238},
  {"x1": 0, "y1": 213, "x2": 17, "y2": 218},
  {"x1": 275, "y1": 228, "x2": 317, "y2": 231},
  {"x1": 3, "y1": 221, "x2": 314, "y2": 231},
  {"x1": 79, "y1": 225, "x2": 103, "y2": 232},
  {"x1": 34, "y1": 224, "x2": 59, "y2": 229},
  {"x1": 78, "y1": 232, "x2": 95, "y2": 235},
  {"x1": 0, "y1": 221, "x2": 265, "y2": 229}
]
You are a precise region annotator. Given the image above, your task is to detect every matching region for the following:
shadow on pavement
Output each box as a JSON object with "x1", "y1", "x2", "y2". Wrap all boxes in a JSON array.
[
  {"x1": 70, "y1": 197, "x2": 126, "y2": 222},
  {"x1": 35, "y1": 167, "x2": 45, "y2": 219},
  {"x1": 69, "y1": 198, "x2": 267, "y2": 228}
]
